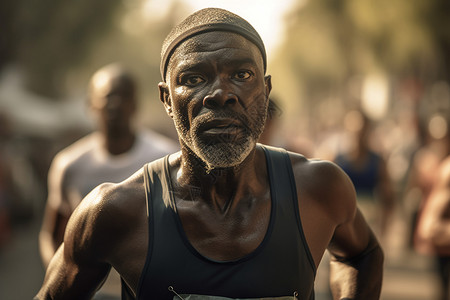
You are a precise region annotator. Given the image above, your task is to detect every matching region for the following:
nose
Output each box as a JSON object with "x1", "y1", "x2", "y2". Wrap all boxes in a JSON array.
[{"x1": 202, "y1": 79, "x2": 238, "y2": 109}]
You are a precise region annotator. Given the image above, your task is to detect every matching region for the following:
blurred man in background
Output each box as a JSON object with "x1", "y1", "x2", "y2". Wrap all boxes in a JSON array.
[
  {"x1": 412, "y1": 114, "x2": 450, "y2": 300},
  {"x1": 334, "y1": 109, "x2": 395, "y2": 240},
  {"x1": 38, "y1": 63, "x2": 178, "y2": 299}
]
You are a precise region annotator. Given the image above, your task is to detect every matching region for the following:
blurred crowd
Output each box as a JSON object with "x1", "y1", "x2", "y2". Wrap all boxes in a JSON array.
[
  {"x1": 259, "y1": 79, "x2": 450, "y2": 299},
  {"x1": 1, "y1": 71, "x2": 450, "y2": 299}
]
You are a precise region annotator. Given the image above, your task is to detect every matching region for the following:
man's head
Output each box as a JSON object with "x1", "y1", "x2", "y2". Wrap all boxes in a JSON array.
[
  {"x1": 88, "y1": 63, "x2": 137, "y2": 137},
  {"x1": 158, "y1": 8, "x2": 272, "y2": 171},
  {"x1": 160, "y1": 8, "x2": 267, "y2": 82}
]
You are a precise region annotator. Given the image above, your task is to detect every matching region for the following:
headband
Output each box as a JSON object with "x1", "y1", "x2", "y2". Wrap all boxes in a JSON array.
[{"x1": 160, "y1": 8, "x2": 267, "y2": 81}]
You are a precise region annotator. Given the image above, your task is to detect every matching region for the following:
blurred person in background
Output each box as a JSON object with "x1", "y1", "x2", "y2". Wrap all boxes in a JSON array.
[
  {"x1": 415, "y1": 155, "x2": 450, "y2": 300},
  {"x1": 409, "y1": 113, "x2": 450, "y2": 300},
  {"x1": 258, "y1": 97, "x2": 314, "y2": 157},
  {"x1": 334, "y1": 109, "x2": 395, "y2": 241},
  {"x1": 38, "y1": 63, "x2": 178, "y2": 300}
]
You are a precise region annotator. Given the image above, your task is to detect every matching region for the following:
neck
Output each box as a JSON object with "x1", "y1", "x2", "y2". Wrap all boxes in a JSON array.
[
  {"x1": 170, "y1": 144, "x2": 267, "y2": 213},
  {"x1": 101, "y1": 129, "x2": 136, "y2": 155}
]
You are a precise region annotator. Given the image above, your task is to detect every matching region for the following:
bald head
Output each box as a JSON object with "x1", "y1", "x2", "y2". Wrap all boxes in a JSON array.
[
  {"x1": 88, "y1": 63, "x2": 138, "y2": 136},
  {"x1": 89, "y1": 63, "x2": 136, "y2": 103},
  {"x1": 160, "y1": 8, "x2": 266, "y2": 81}
]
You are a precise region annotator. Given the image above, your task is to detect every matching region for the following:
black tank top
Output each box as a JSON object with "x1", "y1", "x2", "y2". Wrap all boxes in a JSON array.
[{"x1": 129, "y1": 145, "x2": 316, "y2": 299}]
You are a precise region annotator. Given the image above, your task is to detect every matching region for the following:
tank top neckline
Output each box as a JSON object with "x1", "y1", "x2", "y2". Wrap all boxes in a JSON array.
[{"x1": 161, "y1": 146, "x2": 277, "y2": 265}]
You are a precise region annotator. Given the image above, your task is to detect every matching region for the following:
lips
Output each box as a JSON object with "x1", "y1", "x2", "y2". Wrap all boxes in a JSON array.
[{"x1": 199, "y1": 118, "x2": 246, "y2": 138}]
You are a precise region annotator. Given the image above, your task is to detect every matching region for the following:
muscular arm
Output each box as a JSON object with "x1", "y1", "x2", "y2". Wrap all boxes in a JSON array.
[
  {"x1": 327, "y1": 164, "x2": 383, "y2": 300},
  {"x1": 292, "y1": 155, "x2": 383, "y2": 300},
  {"x1": 328, "y1": 210, "x2": 383, "y2": 300},
  {"x1": 35, "y1": 184, "x2": 115, "y2": 300}
]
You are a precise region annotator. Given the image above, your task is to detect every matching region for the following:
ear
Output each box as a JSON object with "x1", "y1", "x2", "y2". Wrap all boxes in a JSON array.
[
  {"x1": 158, "y1": 82, "x2": 173, "y2": 118},
  {"x1": 264, "y1": 75, "x2": 272, "y2": 103}
]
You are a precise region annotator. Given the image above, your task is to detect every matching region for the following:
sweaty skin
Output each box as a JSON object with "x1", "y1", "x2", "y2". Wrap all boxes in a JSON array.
[{"x1": 35, "y1": 31, "x2": 383, "y2": 300}]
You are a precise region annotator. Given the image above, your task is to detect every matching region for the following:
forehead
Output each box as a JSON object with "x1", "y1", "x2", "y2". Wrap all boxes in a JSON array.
[
  {"x1": 90, "y1": 74, "x2": 133, "y2": 98},
  {"x1": 168, "y1": 32, "x2": 263, "y2": 73}
]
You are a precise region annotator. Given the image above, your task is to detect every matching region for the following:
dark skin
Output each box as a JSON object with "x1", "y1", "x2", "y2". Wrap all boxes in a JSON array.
[
  {"x1": 36, "y1": 32, "x2": 383, "y2": 300},
  {"x1": 38, "y1": 68, "x2": 137, "y2": 268}
]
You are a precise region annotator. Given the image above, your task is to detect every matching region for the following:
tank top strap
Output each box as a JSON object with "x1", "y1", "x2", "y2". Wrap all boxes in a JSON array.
[
  {"x1": 260, "y1": 144, "x2": 295, "y2": 200},
  {"x1": 260, "y1": 144, "x2": 316, "y2": 275},
  {"x1": 137, "y1": 156, "x2": 170, "y2": 298},
  {"x1": 143, "y1": 157, "x2": 167, "y2": 219}
]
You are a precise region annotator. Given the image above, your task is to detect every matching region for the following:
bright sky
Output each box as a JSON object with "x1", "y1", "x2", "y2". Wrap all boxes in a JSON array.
[
  {"x1": 183, "y1": 0, "x2": 298, "y2": 56},
  {"x1": 143, "y1": 0, "x2": 301, "y2": 57}
]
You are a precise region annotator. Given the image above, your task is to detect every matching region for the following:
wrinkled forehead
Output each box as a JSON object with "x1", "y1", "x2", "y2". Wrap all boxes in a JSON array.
[
  {"x1": 174, "y1": 31, "x2": 261, "y2": 61},
  {"x1": 166, "y1": 32, "x2": 263, "y2": 79}
]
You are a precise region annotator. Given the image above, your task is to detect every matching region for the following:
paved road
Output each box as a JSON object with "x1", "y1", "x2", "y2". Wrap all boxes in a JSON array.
[{"x1": 0, "y1": 211, "x2": 441, "y2": 300}]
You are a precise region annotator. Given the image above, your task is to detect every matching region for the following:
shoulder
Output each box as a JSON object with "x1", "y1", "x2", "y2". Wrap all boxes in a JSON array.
[
  {"x1": 50, "y1": 134, "x2": 97, "y2": 175},
  {"x1": 47, "y1": 134, "x2": 97, "y2": 196},
  {"x1": 64, "y1": 167, "x2": 147, "y2": 262},
  {"x1": 288, "y1": 151, "x2": 353, "y2": 189},
  {"x1": 287, "y1": 151, "x2": 357, "y2": 224}
]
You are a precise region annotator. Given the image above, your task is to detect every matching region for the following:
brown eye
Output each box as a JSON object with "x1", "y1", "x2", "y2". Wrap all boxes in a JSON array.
[
  {"x1": 233, "y1": 71, "x2": 252, "y2": 80},
  {"x1": 184, "y1": 75, "x2": 205, "y2": 86}
]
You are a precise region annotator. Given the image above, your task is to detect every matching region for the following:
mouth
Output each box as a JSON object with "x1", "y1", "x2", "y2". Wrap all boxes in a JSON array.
[
  {"x1": 198, "y1": 118, "x2": 246, "y2": 140},
  {"x1": 201, "y1": 118, "x2": 240, "y2": 131}
]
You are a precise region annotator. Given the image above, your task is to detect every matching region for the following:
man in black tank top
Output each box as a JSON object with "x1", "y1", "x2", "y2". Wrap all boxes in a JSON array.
[{"x1": 35, "y1": 8, "x2": 383, "y2": 300}]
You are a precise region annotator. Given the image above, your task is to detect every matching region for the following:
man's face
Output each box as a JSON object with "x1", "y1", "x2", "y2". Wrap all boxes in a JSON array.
[
  {"x1": 162, "y1": 32, "x2": 271, "y2": 170},
  {"x1": 90, "y1": 76, "x2": 136, "y2": 136}
]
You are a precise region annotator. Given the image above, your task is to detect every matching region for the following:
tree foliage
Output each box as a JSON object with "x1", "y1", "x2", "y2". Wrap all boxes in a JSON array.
[
  {"x1": 277, "y1": 0, "x2": 446, "y2": 84},
  {"x1": 1, "y1": 0, "x2": 122, "y2": 97},
  {"x1": 271, "y1": 0, "x2": 450, "y2": 125}
]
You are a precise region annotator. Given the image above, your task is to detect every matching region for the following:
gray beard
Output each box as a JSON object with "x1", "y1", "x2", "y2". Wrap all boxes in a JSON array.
[{"x1": 173, "y1": 109, "x2": 266, "y2": 172}]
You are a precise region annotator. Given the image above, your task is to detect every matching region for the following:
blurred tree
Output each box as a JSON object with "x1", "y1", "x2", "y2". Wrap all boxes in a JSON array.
[
  {"x1": 1, "y1": 0, "x2": 122, "y2": 98},
  {"x1": 428, "y1": 0, "x2": 450, "y2": 80},
  {"x1": 276, "y1": 0, "x2": 442, "y2": 89},
  {"x1": 271, "y1": 0, "x2": 450, "y2": 134}
]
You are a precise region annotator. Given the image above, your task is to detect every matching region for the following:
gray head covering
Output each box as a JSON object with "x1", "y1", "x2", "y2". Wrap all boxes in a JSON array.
[{"x1": 160, "y1": 7, "x2": 267, "y2": 81}]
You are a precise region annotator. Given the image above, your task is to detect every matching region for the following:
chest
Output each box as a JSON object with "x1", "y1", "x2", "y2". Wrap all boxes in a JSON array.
[
  {"x1": 139, "y1": 194, "x2": 315, "y2": 300},
  {"x1": 176, "y1": 198, "x2": 271, "y2": 261}
]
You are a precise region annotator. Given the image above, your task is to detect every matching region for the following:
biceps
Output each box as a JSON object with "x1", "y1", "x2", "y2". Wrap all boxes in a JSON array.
[
  {"x1": 39, "y1": 245, "x2": 110, "y2": 300},
  {"x1": 328, "y1": 208, "x2": 374, "y2": 260}
]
